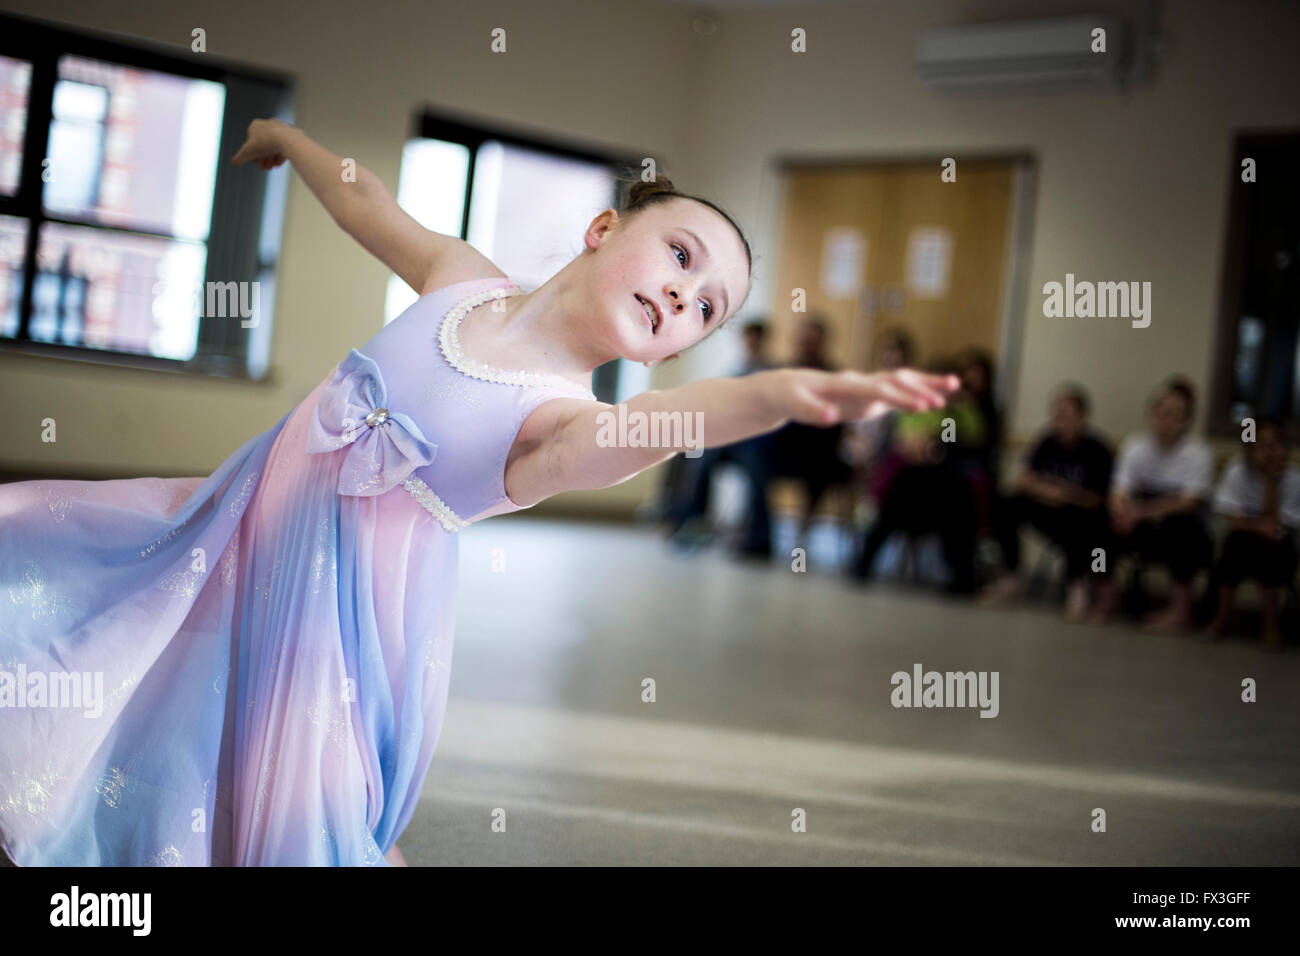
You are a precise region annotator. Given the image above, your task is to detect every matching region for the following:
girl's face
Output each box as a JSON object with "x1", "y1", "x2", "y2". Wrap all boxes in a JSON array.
[{"x1": 583, "y1": 199, "x2": 751, "y2": 364}]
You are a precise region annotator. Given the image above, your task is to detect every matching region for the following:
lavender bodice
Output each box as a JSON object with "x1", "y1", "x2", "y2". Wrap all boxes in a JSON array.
[{"x1": 307, "y1": 276, "x2": 596, "y2": 531}]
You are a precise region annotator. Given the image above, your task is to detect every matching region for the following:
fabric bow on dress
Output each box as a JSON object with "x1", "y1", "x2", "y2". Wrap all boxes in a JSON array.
[{"x1": 306, "y1": 349, "x2": 437, "y2": 496}]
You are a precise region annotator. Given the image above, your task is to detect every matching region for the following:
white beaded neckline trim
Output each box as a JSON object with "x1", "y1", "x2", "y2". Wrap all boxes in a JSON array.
[
  {"x1": 402, "y1": 477, "x2": 467, "y2": 533},
  {"x1": 438, "y1": 285, "x2": 595, "y2": 394}
]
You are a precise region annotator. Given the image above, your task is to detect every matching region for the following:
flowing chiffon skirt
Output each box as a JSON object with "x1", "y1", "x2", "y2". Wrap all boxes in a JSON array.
[{"x1": 0, "y1": 375, "x2": 458, "y2": 865}]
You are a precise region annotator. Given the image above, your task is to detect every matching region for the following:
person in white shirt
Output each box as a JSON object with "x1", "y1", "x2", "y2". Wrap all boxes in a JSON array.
[
  {"x1": 1206, "y1": 419, "x2": 1300, "y2": 646},
  {"x1": 1095, "y1": 377, "x2": 1215, "y2": 631}
]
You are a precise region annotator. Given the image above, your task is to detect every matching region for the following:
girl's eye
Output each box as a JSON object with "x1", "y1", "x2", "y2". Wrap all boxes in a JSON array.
[{"x1": 672, "y1": 243, "x2": 714, "y2": 321}]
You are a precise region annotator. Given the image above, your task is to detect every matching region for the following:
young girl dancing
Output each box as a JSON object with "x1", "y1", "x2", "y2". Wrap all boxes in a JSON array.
[{"x1": 0, "y1": 119, "x2": 957, "y2": 867}]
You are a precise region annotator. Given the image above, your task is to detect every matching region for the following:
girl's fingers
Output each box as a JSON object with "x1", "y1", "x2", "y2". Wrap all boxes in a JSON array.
[
  {"x1": 814, "y1": 368, "x2": 958, "y2": 422},
  {"x1": 862, "y1": 374, "x2": 934, "y2": 410},
  {"x1": 822, "y1": 373, "x2": 920, "y2": 413},
  {"x1": 890, "y1": 379, "x2": 944, "y2": 408},
  {"x1": 864, "y1": 379, "x2": 922, "y2": 412},
  {"x1": 896, "y1": 369, "x2": 960, "y2": 404},
  {"x1": 791, "y1": 382, "x2": 839, "y2": 423}
]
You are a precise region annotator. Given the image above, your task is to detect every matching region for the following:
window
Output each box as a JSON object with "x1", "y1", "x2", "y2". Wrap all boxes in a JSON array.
[
  {"x1": 1211, "y1": 131, "x2": 1300, "y2": 437},
  {"x1": 0, "y1": 12, "x2": 292, "y2": 379},
  {"x1": 388, "y1": 109, "x2": 651, "y2": 404}
]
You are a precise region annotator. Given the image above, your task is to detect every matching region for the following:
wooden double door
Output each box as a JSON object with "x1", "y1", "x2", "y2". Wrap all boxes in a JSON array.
[{"x1": 772, "y1": 158, "x2": 1029, "y2": 375}]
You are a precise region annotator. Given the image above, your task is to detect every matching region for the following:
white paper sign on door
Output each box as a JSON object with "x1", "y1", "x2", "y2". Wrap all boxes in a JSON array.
[
  {"x1": 905, "y1": 226, "x2": 953, "y2": 300},
  {"x1": 820, "y1": 228, "x2": 867, "y2": 299}
]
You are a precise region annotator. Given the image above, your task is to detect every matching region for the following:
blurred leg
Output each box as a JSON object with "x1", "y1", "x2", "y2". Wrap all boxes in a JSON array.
[
  {"x1": 1090, "y1": 521, "x2": 1140, "y2": 625},
  {"x1": 732, "y1": 437, "x2": 773, "y2": 555},
  {"x1": 852, "y1": 467, "x2": 919, "y2": 581},
  {"x1": 1254, "y1": 531, "x2": 1296, "y2": 645},
  {"x1": 669, "y1": 447, "x2": 727, "y2": 544},
  {"x1": 930, "y1": 466, "x2": 977, "y2": 595},
  {"x1": 990, "y1": 493, "x2": 1029, "y2": 573},
  {"x1": 1205, "y1": 530, "x2": 1252, "y2": 635},
  {"x1": 1145, "y1": 514, "x2": 1212, "y2": 632},
  {"x1": 977, "y1": 493, "x2": 1031, "y2": 605}
]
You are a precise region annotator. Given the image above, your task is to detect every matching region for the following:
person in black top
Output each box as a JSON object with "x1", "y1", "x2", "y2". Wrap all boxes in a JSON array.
[
  {"x1": 952, "y1": 350, "x2": 1003, "y2": 554},
  {"x1": 665, "y1": 320, "x2": 779, "y2": 556},
  {"x1": 980, "y1": 384, "x2": 1114, "y2": 619},
  {"x1": 769, "y1": 317, "x2": 853, "y2": 544},
  {"x1": 953, "y1": 351, "x2": 1002, "y2": 477}
]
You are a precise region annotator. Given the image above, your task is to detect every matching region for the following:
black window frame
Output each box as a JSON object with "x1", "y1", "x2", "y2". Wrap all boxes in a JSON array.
[
  {"x1": 0, "y1": 10, "x2": 293, "y2": 381},
  {"x1": 414, "y1": 106, "x2": 647, "y2": 403}
]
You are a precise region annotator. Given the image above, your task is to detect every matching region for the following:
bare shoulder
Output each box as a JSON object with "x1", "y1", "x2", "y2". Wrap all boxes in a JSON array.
[{"x1": 418, "y1": 239, "x2": 509, "y2": 296}]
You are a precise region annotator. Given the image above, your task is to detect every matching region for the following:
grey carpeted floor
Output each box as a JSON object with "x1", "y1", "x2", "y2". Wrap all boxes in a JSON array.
[{"x1": 392, "y1": 518, "x2": 1300, "y2": 865}]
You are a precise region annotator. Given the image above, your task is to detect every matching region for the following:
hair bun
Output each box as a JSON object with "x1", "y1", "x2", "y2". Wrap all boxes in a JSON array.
[{"x1": 624, "y1": 175, "x2": 678, "y2": 209}]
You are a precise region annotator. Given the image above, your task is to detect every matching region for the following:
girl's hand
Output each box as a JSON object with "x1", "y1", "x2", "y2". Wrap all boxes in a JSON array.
[
  {"x1": 771, "y1": 367, "x2": 960, "y2": 426},
  {"x1": 231, "y1": 118, "x2": 294, "y2": 170}
]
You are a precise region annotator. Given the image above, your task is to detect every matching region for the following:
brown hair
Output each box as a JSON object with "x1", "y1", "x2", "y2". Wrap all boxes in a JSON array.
[
  {"x1": 1152, "y1": 374, "x2": 1196, "y2": 419},
  {"x1": 616, "y1": 172, "x2": 753, "y2": 281},
  {"x1": 1053, "y1": 382, "x2": 1091, "y2": 417},
  {"x1": 876, "y1": 326, "x2": 915, "y2": 365}
]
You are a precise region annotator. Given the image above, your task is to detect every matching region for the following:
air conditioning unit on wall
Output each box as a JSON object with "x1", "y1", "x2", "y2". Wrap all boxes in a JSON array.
[{"x1": 915, "y1": 15, "x2": 1131, "y2": 92}]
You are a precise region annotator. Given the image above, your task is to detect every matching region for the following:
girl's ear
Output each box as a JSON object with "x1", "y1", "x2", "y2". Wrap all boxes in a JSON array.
[{"x1": 585, "y1": 209, "x2": 619, "y2": 251}]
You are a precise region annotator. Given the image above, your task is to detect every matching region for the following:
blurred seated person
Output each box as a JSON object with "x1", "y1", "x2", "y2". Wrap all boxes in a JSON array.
[
  {"x1": 951, "y1": 350, "x2": 1003, "y2": 534},
  {"x1": 842, "y1": 328, "x2": 916, "y2": 503},
  {"x1": 848, "y1": 365, "x2": 986, "y2": 594},
  {"x1": 1095, "y1": 376, "x2": 1214, "y2": 631},
  {"x1": 769, "y1": 317, "x2": 853, "y2": 540},
  {"x1": 979, "y1": 384, "x2": 1113, "y2": 621},
  {"x1": 666, "y1": 320, "x2": 778, "y2": 556},
  {"x1": 1205, "y1": 418, "x2": 1300, "y2": 646}
]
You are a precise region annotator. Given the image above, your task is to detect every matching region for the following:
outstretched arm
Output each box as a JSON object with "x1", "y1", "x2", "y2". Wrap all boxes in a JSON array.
[
  {"x1": 505, "y1": 367, "x2": 959, "y2": 508},
  {"x1": 231, "y1": 119, "x2": 458, "y2": 293}
]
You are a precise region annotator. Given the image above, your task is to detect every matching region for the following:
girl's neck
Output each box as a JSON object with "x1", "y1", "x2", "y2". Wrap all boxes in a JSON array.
[{"x1": 473, "y1": 276, "x2": 616, "y2": 390}]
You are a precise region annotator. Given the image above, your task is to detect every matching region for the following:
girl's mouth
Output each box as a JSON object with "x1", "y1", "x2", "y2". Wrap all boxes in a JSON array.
[{"x1": 636, "y1": 295, "x2": 660, "y2": 333}]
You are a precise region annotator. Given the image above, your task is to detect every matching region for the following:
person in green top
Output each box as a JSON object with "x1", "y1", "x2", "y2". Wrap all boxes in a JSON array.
[
  {"x1": 892, "y1": 400, "x2": 988, "y2": 457},
  {"x1": 850, "y1": 369, "x2": 990, "y2": 593}
]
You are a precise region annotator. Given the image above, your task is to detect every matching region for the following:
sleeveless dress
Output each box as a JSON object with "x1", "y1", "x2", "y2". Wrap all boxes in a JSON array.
[{"x1": 0, "y1": 276, "x2": 595, "y2": 866}]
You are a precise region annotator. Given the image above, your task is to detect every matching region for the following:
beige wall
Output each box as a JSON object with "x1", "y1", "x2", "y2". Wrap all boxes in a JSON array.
[{"x1": 3, "y1": 0, "x2": 1298, "y2": 516}]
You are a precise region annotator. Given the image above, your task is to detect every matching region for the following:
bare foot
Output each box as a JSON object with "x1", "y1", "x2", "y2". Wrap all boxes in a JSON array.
[
  {"x1": 1085, "y1": 583, "x2": 1117, "y2": 626},
  {"x1": 977, "y1": 574, "x2": 1023, "y2": 608},
  {"x1": 1064, "y1": 581, "x2": 1090, "y2": 622},
  {"x1": 1143, "y1": 605, "x2": 1191, "y2": 634},
  {"x1": 384, "y1": 844, "x2": 409, "y2": 866},
  {"x1": 1203, "y1": 614, "x2": 1230, "y2": 640}
]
